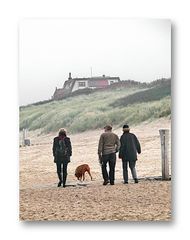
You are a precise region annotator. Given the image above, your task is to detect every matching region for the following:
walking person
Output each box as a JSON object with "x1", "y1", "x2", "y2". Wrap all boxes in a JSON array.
[
  {"x1": 98, "y1": 125, "x2": 120, "y2": 185},
  {"x1": 53, "y1": 128, "x2": 72, "y2": 187},
  {"x1": 119, "y1": 124, "x2": 141, "y2": 184}
]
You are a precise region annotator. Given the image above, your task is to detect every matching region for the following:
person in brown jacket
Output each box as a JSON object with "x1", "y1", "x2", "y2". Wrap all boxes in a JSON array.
[{"x1": 98, "y1": 125, "x2": 120, "y2": 185}]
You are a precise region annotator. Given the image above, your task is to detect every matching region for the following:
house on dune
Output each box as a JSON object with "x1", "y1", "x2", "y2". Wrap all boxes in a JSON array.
[{"x1": 52, "y1": 72, "x2": 120, "y2": 100}]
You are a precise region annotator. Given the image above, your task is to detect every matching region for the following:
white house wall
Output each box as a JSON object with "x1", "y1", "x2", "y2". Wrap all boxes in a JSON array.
[
  {"x1": 108, "y1": 79, "x2": 119, "y2": 85},
  {"x1": 71, "y1": 80, "x2": 89, "y2": 92}
]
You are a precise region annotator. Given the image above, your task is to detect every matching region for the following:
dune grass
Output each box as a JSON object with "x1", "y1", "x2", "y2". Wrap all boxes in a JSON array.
[
  {"x1": 19, "y1": 86, "x2": 171, "y2": 134},
  {"x1": 111, "y1": 80, "x2": 171, "y2": 107}
]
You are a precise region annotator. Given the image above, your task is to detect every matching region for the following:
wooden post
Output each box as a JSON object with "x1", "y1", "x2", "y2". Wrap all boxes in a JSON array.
[
  {"x1": 159, "y1": 129, "x2": 169, "y2": 180},
  {"x1": 22, "y1": 128, "x2": 27, "y2": 146}
]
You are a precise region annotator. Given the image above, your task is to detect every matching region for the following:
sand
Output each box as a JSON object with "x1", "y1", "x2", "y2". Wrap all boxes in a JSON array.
[{"x1": 19, "y1": 118, "x2": 171, "y2": 221}]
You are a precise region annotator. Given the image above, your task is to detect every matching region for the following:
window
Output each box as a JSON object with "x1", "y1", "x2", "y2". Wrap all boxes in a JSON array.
[
  {"x1": 110, "y1": 81, "x2": 114, "y2": 84},
  {"x1": 78, "y1": 82, "x2": 86, "y2": 87}
]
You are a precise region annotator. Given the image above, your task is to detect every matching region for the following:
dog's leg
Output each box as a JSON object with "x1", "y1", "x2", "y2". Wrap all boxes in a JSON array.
[
  {"x1": 87, "y1": 170, "x2": 93, "y2": 181},
  {"x1": 83, "y1": 173, "x2": 85, "y2": 181}
]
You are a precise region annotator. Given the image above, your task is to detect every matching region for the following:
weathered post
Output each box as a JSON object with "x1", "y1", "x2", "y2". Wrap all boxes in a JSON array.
[
  {"x1": 22, "y1": 128, "x2": 26, "y2": 146},
  {"x1": 159, "y1": 129, "x2": 170, "y2": 180},
  {"x1": 22, "y1": 128, "x2": 30, "y2": 146}
]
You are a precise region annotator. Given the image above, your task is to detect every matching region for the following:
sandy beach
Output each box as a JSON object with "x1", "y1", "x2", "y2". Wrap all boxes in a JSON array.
[{"x1": 19, "y1": 118, "x2": 171, "y2": 221}]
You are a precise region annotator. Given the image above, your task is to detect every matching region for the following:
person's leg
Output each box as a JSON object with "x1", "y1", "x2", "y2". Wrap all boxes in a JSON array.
[
  {"x1": 56, "y1": 162, "x2": 62, "y2": 187},
  {"x1": 122, "y1": 160, "x2": 129, "y2": 183},
  {"x1": 101, "y1": 155, "x2": 109, "y2": 185},
  {"x1": 129, "y1": 161, "x2": 138, "y2": 183},
  {"x1": 62, "y1": 162, "x2": 68, "y2": 187},
  {"x1": 108, "y1": 153, "x2": 116, "y2": 185}
]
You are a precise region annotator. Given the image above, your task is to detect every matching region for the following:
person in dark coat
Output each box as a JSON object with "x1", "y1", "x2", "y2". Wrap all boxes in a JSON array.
[
  {"x1": 53, "y1": 128, "x2": 72, "y2": 187},
  {"x1": 119, "y1": 124, "x2": 141, "y2": 184}
]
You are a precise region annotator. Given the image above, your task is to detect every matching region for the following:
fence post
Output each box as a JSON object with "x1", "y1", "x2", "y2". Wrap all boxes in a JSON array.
[
  {"x1": 22, "y1": 128, "x2": 25, "y2": 146},
  {"x1": 159, "y1": 129, "x2": 170, "y2": 180}
]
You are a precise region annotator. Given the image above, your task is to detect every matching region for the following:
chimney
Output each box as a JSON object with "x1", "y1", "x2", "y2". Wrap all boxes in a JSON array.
[{"x1": 68, "y1": 72, "x2": 72, "y2": 80}]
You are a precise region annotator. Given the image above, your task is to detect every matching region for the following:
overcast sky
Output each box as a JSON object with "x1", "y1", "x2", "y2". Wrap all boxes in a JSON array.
[{"x1": 19, "y1": 18, "x2": 171, "y2": 106}]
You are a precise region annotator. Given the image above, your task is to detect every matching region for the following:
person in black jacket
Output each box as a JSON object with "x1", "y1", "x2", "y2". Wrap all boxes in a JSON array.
[
  {"x1": 119, "y1": 124, "x2": 141, "y2": 184},
  {"x1": 53, "y1": 128, "x2": 72, "y2": 187}
]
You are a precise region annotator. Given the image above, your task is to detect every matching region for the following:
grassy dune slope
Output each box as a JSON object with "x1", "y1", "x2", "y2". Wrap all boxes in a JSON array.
[
  {"x1": 19, "y1": 81, "x2": 171, "y2": 134},
  {"x1": 111, "y1": 80, "x2": 171, "y2": 107}
]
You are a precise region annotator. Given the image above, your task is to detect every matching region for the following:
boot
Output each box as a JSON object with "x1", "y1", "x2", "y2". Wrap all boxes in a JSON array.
[
  {"x1": 103, "y1": 180, "x2": 109, "y2": 185},
  {"x1": 57, "y1": 181, "x2": 62, "y2": 187},
  {"x1": 63, "y1": 174, "x2": 67, "y2": 188},
  {"x1": 134, "y1": 178, "x2": 138, "y2": 183},
  {"x1": 57, "y1": 172, "x2": 62, "y2": 187}
]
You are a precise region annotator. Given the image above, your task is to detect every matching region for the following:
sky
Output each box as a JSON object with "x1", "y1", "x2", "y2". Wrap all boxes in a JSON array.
[{"x1": 19, "y1": 18, "x2": 171, "y2": 106}]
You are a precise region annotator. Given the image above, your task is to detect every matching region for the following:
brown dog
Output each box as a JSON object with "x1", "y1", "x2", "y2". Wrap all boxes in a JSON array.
[{"x1": 75, "y1": 164, "x2": 93, "y2": 181}]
